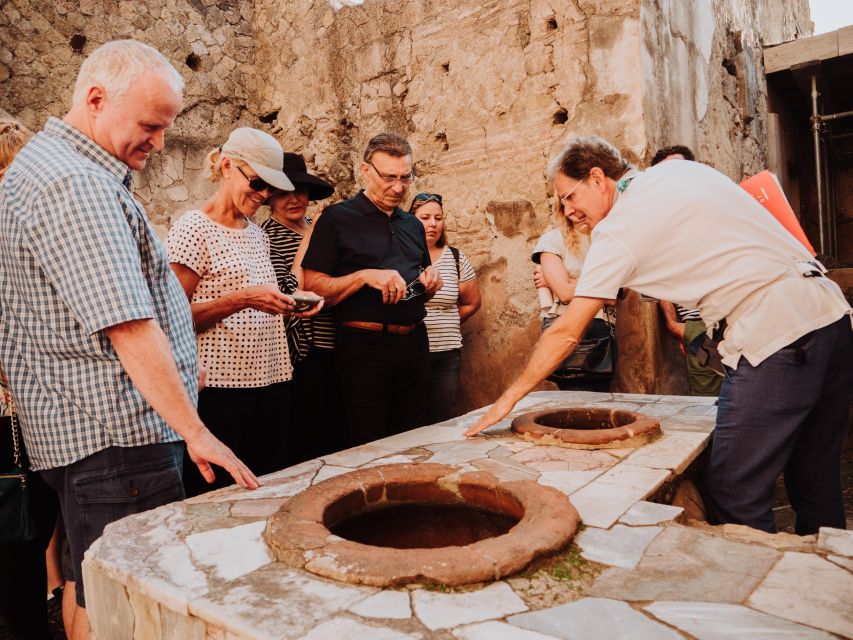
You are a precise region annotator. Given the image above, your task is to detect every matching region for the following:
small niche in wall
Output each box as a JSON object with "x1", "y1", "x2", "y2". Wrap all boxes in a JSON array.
[
  {"x1": 441, "y1": 62, "x2": 450, "y2": 73},
  {"x1": 552, "y1": 108, "x2": 568, "y2": 125},
  {"x1": 185, "y1": 53, "x2": 201, "y2": 71},
  {"x1": 259, "y1": 110, "x2": 280, "y2": 124},
  {"x1": 546, "y1": 17, "x2": 558, "y2": 31},
  {"x1": 722, "y1": 58, "x2": 737, "y2": 76},
  {"x1": 435, "y1": 132, "x2": 449, "y2": 151},
  {"x1": 69, "y1": 34, "x2": 86, "y2": 54}
]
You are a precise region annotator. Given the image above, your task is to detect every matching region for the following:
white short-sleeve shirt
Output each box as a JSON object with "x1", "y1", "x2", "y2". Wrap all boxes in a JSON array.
[
  {"x1": 167, "y1": 210, "x2": 292, "y2": 387},
  {"x1": 575, "y1": 161, "x2": 851, "y2": 368},
  {"x1": 532, "y1": 228, "x2": 606, "y2": 321},
  {"x1": 424, "y1": 246, "x2": 476, "y2": 352}
]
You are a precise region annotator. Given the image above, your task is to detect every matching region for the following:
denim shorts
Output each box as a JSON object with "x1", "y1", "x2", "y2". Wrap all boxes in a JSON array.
[{"x1": 41, "y1": 442, "x2": 184, "y2": 607}]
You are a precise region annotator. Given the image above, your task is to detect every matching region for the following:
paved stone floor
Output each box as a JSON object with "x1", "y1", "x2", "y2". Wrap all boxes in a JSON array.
[{"x1": 76, "y1": 391, "x2": 852, "y2": 639}]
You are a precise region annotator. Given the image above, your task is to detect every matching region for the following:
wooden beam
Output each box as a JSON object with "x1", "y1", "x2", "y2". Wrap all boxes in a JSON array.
[{"x1": 764, "y1": 31, "x2": 838, "y2": 74}]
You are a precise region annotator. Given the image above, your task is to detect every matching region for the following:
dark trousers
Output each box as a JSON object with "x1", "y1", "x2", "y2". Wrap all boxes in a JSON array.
[
  {"x1": 0, "y1": 415, "x2": 59, "y2": 639},
  {"x1": 704, "y1": 316, "x2": 853, "y2": 534},
  {"x1": 184, "y1": 381, "x2": 291, "y2": 497},
  {"x1": 336, "y1": 323, "x2": 429, "y2": 448},
  {"x1": 287, "y1": 346, "x2": 345, "y2": 465},
  {"x1": 41, "y1": 442, "x2": 184, "y2": 607},
  {"x1": 426, "y1": 349, "x2": 462, "y2": 424}
]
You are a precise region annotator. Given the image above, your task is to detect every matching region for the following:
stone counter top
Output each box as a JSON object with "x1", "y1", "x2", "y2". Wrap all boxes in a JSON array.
[{"x1": 83, "y1": 391, "x2": 852, "y2": 639}]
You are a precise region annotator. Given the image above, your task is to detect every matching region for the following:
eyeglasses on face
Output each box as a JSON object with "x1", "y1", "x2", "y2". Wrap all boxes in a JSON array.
[
  {"x1": 413, "y1": 193, "x2": 442, "y2": 205},
  {"x1": 402, "y1": 267, "x2": 427, "y2": 301},
  {"x1": 367, "y1": 160, "x2": 415, "y2": 186},
  {"x1": 559, "y1": 174, "x2": 589, "y2": 206},
  {"x1": 235, "y1": 165, "x2": 277, "y2": 193}
]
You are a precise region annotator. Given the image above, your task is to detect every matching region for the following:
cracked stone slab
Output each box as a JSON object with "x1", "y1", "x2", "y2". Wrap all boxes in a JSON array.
[
  {"x1": 817, "y1": 527, "x2": 853, "y2": 557},
  {"x1": 568, "y1": 465, "x2": 671, "y2": 528},
  {"x1": 185, "y1": 520, "x2": 272, "y2": 582},
  {"x1": 375, "y1": 424, "x2": 472, "y2": 450},
  {"x1": 454, "y1": 620, "x2": 560, "y2": 639},
  {"x1": 828, "y1": 555, "x2": 853, "y2": 572},
  {"x1": 575, "y1": 524, "x2": 663, "y2": 569},
  {"x1": 747, "y1": 552, "x2": 853, "y2": 637},
  {"x1": 188, "y1": 565, "x2": 371, "y2": 639},
  {"x1": 186, "y1": 460, "x2": 323, "y2": 504},
  {"x1": 537, "y1": 470, "x2": 603, "y2": 496},
  {"x1": 412, "y1": 582, "x2": 527, "y2": 630},
  {"x1": 630, "y1": 402, "x2": 688, "y2": 418},
  {"x1": 423, "y1": 439, "x2": 500, "y2": 465},
  {"x1": 302, "y1": 617, "x2": 417, "y2": 639},
  {"x1": 321, "y1": 443, "x2": 403, "y2": 468},
  {"x1": 362, "y1": 454, "x2": 420, "y2": 468},
  {"x1": 348, "y1": 590, "x2": 412, "y2": 619},
  {"x1": 472, "y1": 457, "x2": 540, "y2": 481},
  {"x1": 656, "y1": 395, "x2": 718, "y2": 405},
  {"x1": 679, "y1": 404, "x2": 718, "y2": 417},
  {"x1": 659, "y1": 415, "x2": 716, "y2": 434},
  {"x1": 526, "y1": 390, "x2": 613, "y2": 403},
  {"x1": 645, "y1": 601, "x2": 835, "y2": 639},
  {"x1": 508, "y1": 597, "x2": 682, "y2": 639},
  {"x1": 619, "y1": 501, "x2": 683, "y2": 525},
  {"x1": 623, "y1": 430, "x2": 710, "y2": 474},
  {"x1": 229, "y1": 497, "x2": 286, "y2": 519},
  {"x1": 85, "y1": 506, "x2": 209, "y2": 615},
  {"x1": 312, "y1": 464, "x2": 352, "y2": 484},
  {"x1": 511, "y1": 447, "x2": 619, "y2": 472},
  {"x1": 611, "y1": 393, "x2": 663, "y2": 403},
  {"x1": 590, "y1": 526, "x2": 780, "y2": 603}
]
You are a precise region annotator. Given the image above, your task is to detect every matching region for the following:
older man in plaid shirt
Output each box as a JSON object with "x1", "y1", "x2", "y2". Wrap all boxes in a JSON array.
[{"x1": 0, "y1": 40, "x2": 258, "y2": 639}]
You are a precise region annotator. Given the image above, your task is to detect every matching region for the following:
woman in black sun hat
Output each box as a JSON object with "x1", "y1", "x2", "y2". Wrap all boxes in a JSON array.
[{"x1": 262, "y1": 153, "x2": 342, "y2": 464}]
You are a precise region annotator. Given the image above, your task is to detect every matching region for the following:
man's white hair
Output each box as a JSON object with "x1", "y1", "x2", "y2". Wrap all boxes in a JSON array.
[{"x1": 72, "y1": 40, "x2": 185, "y2": 105}]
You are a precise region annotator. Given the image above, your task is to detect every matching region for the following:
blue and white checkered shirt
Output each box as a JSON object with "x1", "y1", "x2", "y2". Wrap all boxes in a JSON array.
[{"x1": 0, "y1": 117, "x2": 198, "y2": 470}]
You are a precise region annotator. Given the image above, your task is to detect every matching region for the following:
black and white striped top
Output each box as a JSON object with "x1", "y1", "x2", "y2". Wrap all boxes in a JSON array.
[
  {"x1": 424, "y1": 246, "x2": 476, "y2": 352},
  {"x1": 676, "y1": 305, "x2": 702, "y2": 322},
  {"x1": 261, "y1": 217, "x2": 336, "y2": 357}
]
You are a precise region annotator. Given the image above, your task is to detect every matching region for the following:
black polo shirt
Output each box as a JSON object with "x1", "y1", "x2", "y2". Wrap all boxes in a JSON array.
[{"x1": 302, "y1": 191, "x2": 431, "y2": 324}]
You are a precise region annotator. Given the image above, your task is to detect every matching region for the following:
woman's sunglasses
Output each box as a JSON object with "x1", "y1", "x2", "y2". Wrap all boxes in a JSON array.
[
  {"x1": 235, "y1": 165, "x2": 277, "y2": 193},
  {"x1": 413, "y1": 192, "x2": 442, "y2": 205}
]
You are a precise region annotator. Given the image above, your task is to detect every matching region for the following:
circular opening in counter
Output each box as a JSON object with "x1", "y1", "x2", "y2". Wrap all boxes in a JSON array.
[
  {"x1": 330, "y1": 503, "x2": 519, "y2": 549},
  {"x1": 265, "y1": 463, "x2": 579, "y2": 587},
  {"x1": 512, "y1": 407, "x2": 662, "y2": 449}
]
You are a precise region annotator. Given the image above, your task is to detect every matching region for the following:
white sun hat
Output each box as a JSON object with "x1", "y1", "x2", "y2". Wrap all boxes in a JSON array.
[{"x1": 220, "y1": 127, "x2": 294, "y2": 191}]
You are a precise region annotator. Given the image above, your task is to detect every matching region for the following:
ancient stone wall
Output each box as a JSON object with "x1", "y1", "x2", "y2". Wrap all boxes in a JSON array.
[
  {"x1": 0, "y1": 0, "x2": 270, "y2": 236},
  {"x1": 1, "y1": 0, "x2": 811, "y2": 413}
]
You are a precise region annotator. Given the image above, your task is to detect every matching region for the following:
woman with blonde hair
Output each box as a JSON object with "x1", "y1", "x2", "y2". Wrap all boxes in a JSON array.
[
  {"x1": 167, "y1": 127, "x2": 321, "y2": 496},
  {"x1": 532, "y1": 192, "x2": 616, "y2": 392},
  {"x1": 0, "y1": 116, "x2": 65, "y2": 639}
]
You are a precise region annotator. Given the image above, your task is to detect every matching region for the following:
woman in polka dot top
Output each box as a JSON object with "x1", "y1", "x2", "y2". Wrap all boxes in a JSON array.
[{"x1": 167, "y1": 127, "x2": 323, "y2": 497}]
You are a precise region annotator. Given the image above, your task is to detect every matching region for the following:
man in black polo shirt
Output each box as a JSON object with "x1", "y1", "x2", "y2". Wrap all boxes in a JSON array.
[{"x1": 303, "y1": 133, "x2": 441, "y2": 447}]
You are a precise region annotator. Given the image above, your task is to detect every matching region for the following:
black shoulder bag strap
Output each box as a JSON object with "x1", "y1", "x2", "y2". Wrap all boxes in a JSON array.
[{"x1": 449, "y1": 246, "x2": 460, "y2": 280}]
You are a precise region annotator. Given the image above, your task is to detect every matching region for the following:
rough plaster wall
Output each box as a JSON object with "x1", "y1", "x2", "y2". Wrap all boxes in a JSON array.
[
  {"x1": 0, "y1": 0, "x2": 270, "y2": 236},
  {"x1": 1, "y1": 0, "x2": 811, "y2": 413},
  {"x1": 250, "y1": 0, "x2": 650, "y2": 409},
  {"x1": 641, "y1": 0, "x2": 811, "y2": 179}
]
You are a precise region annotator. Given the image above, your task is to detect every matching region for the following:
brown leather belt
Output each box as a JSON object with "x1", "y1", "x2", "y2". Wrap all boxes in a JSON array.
[{"x1": 340, "y1": 320, "x2": 421, "y2": 335}]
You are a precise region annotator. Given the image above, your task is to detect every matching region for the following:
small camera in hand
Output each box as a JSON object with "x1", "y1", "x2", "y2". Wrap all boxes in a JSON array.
[{"x1": 291, "y1": 293, "x2": 323, "y2": 312}]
